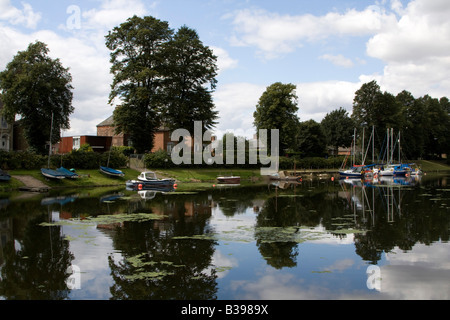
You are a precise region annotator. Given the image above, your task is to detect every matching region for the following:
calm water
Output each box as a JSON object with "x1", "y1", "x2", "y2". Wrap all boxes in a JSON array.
[{"x1": 0, "y1": 173, "x2": 449, "y2": 300}]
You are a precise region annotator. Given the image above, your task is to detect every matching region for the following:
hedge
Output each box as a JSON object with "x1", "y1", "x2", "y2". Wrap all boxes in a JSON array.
[
  {"x1": 143, "y1": 149, "x2": 346, "y2": 170},
  {"x1": 0, "y1": 147, "x2": 128, "y2": 170}
]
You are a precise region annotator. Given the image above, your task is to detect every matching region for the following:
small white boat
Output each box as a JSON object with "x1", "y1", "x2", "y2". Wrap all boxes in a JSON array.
[
  {"x1": 137, "y1": 171, "x2": 175, "y2": 186},
  {"x1": 378, "y1": 164, "x2": 399, "y2": 176}
]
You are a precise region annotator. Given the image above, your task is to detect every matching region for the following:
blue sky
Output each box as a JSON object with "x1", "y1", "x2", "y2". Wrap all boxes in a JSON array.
[{"x1": 1, "y1": 0, "x2": 449, "y2": 138}]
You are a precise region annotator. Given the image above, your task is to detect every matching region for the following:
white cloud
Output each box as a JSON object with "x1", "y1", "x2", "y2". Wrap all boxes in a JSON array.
[
  {"x1": 365, "y1": 0, "x2": 450, "y2": 98},
  {"x1": 228, "y1": 6, "x2": 397, "y2": 59},
  {"x1": 211, "y1": 46, "x2": 238, "y2": 73},
  {"x1": 296, "y1": 81, "x2": 361, "y2": 122},
  {"x1": 0, "y1": 0, "x2": 41, "y2": 29},
  {"x1": 319, "y1": 54, "x2": 354, "y2": 68},
  {"x1": 213, "y1": 82, "x2": 265, "y2": 138},
  {"x1": 82, "y1": 0, "x2": 150, "y2": 30}
]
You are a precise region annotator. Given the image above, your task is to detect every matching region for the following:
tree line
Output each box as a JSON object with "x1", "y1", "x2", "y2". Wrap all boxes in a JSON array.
[
  {"x1": 254, "y1": 81, "x2": 450, "y2": 161},
  {"x1": 0, "y1": 15, "x2": 218, "y2": 155}
]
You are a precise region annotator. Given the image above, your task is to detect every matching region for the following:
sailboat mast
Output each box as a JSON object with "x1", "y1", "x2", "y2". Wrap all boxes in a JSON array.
[{"x1": 48, "y1": 112, "x2": 54, "y2": 168}]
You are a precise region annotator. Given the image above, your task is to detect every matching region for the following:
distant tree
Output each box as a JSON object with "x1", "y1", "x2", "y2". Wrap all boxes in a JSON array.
[
  {"x1": 352, "y1": 80, "x2": 400, "y2": 132},
  {"x1": 297, "y1": 120, "x2": 326, "y2": 157},
  {"x1": 420, "y1": 95, "x2": 450, "y2": 158},
  {"x1": 396, "y1": 91, "x2": 426, "y2": 159},
  {"x1": 321, "y1": 108, "x2": 354, "y2": 155},
  {"x1": 161, "y1": 26, "x2": 219, "y2": 134},
  {"x1": 0, "y1": 41, "x2": 74, "y2": 154},
  {"x1": 253, "y1": 82, "x2": 300, "y2": 153},
  {"x1": 105, "y1": 15, "x2": 173, "y2": 153}
]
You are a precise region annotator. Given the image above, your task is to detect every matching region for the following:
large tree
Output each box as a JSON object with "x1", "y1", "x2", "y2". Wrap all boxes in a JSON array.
[
  {"x1": 0, "y1": 41, "x2": 74, "y2": 154},
  {"x1": 297, "y1": 120, "x2": 326, "y2": 157},
  {"x1": 106, "y1": 17, "x2": 219, "y2": 153},
  {"x1": 106, "y1": 15, "x2": 173, "y2": 153},
  {"x1": 352, "y1": 80, "x2": 401, "y2": 132},
  {"x1": 161, "y1": 26, "x2": 218, "y2": 134},
  {"x1": 253, "y1": 82, "x2": 300, "y2": 153},
  {"x1": 321, "y1": 107, "x2": 354, "y2": 155}
]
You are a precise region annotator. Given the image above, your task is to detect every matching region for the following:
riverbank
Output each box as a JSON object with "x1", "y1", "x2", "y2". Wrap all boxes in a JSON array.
[{"x1": 1, "y1": 160, "x2": 449, "y2": 192}]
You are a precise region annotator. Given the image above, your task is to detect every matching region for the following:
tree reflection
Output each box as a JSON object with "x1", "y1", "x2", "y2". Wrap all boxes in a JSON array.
[
  {"x1": 108, "y1": 195, "x2": 218, "y2": 300},
  {"x1": 0, "y1": 213, "x2": 74, "y2": 299}
]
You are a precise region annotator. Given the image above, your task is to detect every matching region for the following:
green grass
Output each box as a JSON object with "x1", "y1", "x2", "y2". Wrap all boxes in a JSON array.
[
  {"x1": 154, "y1": 168, "x2": 262, "y2": 183},
  {"x1": 2, "y1": 168, "x2": 141, "y2": 190},
  {"x1": 416, "y1": 160, "x2": 450, "y2": 172}
]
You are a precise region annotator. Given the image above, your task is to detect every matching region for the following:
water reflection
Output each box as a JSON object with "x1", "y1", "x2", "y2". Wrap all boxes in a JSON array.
[{"x1": 0, "y1": 173, "x2": 448, "y2": 300}]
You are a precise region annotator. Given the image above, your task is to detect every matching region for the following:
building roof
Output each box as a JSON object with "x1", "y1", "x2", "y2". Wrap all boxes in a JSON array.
[
  {"x1": 97, "y1": 115, "x2": 114, "y2": 127},
  {"x1": 97, "y1": 114, "x2": 170, "y2": 132}
]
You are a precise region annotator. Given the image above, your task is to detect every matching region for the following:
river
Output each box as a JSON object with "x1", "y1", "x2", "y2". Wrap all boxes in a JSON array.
[{"x1": 0, "y1": 173, "x2": 449, "y2": 300}]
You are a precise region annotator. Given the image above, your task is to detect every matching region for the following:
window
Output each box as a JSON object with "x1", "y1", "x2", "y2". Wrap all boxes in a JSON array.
[
  {"x1": 73, "y1": 137, "x2": 80, "y2": 150},
  {"x1": 0, "y1": 117, "x2": 8, "y2": 129},
  {"x1": 0, "y1": 134, "x2": 9, "y2": 151},
  {"x1": 167, "y1": 142, "x2": 174, "y2": 153}
]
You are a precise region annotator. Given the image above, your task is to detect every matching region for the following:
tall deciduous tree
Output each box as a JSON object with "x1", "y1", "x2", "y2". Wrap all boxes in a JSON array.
[
  {"x1": 106, "y1": 15, "x2": 173, "y2": 153},
  {"x1": 352, "y1": 80, "x2": 400, "y2": 132},
  {"x1": 162, "y1": 26, "x2": 218, "y2": 134},
  {"x1": 0, "y1": 41, "x2": 74, "y2": 154},
  {"x1": 253, "y1": 82, "x2": 300, "y2": 153},
  {"x1": 106, "y1": 17, "x2": 219, "y2": 153},
  {"x1": 321, "y1": 107, "x2": 354, "y2": 155},
  {"x1": 297, "y1": 120, "x2": 326, "y2": 157}
]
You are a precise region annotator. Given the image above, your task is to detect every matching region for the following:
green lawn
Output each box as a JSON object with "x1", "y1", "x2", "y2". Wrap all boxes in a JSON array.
[
  {"x1": 2, "y1": 168, "x2": 141, "y2": 191},
  {"x1": 416, "y1": 160, "x2": 450, "y2": 172},
  {"x1": 154, "y1": 168, "x2": 262, "y2": 183}
]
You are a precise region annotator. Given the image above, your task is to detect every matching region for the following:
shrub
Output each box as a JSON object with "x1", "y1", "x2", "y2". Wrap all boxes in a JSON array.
[{"x1": 144, "y1": 149, "x2": 173, "y2": 169}]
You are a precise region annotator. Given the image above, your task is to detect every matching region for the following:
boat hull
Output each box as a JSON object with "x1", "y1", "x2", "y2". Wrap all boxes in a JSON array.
[
  {"x1": 41, "y1": 168, "x2": 66, "y2": 180},
  {"x1": 126, "y1": 180, "x2": 175, "y2": 192},
  {"x1": 99, "y1": 166, "x2": 125, "y2": 177},
  {"x1": 217, "y1": 176, "x2": 241, "y2": 184}
]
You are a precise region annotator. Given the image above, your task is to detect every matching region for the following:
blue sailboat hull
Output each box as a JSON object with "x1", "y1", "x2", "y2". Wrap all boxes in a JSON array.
[{"x1": 99, "y1": 166, "x2": 125, "y2": 177}]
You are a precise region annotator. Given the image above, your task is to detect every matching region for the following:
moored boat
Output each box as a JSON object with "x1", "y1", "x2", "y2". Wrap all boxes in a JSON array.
[
  {"x1": 99, "y1": 166, "x2": 125, "y2": 177},
  {"x1": 217, "y1": 176, "x2": 241, "y2": 184},
  {"x1": 56, "y1": 167, "x2": 79, "y2": 179},
  {"x1": 339, "y1": 165, "x2": 364, "y2": 179},
  {"x1": 0, "y1": 169, "x2": 11, "y2": 182},
  {"x1": 41, "y1": 168, "x2": 66, "y2": 180},
  {"x1": 137, "y1": 171, "x2": 175, "y2": 186}
]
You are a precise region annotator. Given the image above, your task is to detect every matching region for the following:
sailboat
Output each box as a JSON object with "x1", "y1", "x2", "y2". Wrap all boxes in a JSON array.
[
  {"x1": 99, "y1": 148, "x2": 125, "y2": 177},
  {"x1": 41, "y1": 112, "x2": 67, "y2": 180}
]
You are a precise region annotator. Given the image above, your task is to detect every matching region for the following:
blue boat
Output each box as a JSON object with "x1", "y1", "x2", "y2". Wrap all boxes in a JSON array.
[
  {"x1": 41, "y1": 168, "x2": 66, "y2": 180},
  {"x1": 393, "y1": 164, "x2": 411, "y2": 177},
  {"x1": 99, "y1": 166, "x2": 125, "y2": 177},
  {"x1": 56, "y1": 167, "x2": 79, "y2": 179},
  {"x1": 0, "y1": 169, "x2": 11, "y2": 182}
]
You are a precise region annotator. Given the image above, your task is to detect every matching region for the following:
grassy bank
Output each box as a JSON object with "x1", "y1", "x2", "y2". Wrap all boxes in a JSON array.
[
  {"x1": 416, "y1": 160, "x2": 450, "y2": 172},
  {"x1": 1, "y1": 168, "x2": 141, "y2": 191},
  {"x1": 1, "y1": 160, "x2": 448, "y2": 192}
]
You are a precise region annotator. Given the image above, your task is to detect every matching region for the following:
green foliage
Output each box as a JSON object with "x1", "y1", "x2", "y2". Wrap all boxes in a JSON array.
[
  {"x1": 144, "y1": 149, "x2": 173, "y2": 169},
  {"x1": 106, "y1": 16, "x2": 219, "y2": 153},
  {"x1": 321, "y1": 107, "x2": 354, "y2": 154},
  {"x1": 162, "y1": 26, "x2": 219, "y2": 134},
  {"x1": 0, "y1": 151, "x2": 46, "y2": 170},
  {"x1": 253, "y1": 82, "x2": 300, "y2": 152},
  {"x1": 0, "y1": 41, "x2": 74, "y2": 154},
  {"x1": 296, "y1": 120, "x2": 327, "y2": 157},
  {"x1": 351, "y1": 81, "x2": 450, "y2": 160}
]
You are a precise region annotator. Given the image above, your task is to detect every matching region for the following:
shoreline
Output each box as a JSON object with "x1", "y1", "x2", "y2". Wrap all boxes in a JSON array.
[{"x1": 1, "y1": 161, "x2": 449, "y2": 193}]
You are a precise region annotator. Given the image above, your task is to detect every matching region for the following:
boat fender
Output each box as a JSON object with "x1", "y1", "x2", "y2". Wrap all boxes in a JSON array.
[{"x1": 138, "y1": 184, "x2": 143, "y2": 190}]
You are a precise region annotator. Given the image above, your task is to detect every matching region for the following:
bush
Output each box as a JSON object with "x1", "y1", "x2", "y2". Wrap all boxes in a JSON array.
[
  {"x1": 0, "y1": 151, "x2": 47, "y2": 170},
  {"x1": 144, "y1": 149, "x2": 173, "y2": 169}
]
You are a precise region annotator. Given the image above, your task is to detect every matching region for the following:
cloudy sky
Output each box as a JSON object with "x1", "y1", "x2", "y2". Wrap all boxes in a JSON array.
[{"x1": 1, "y1": 0, "x2": 449, "y2": 138}]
